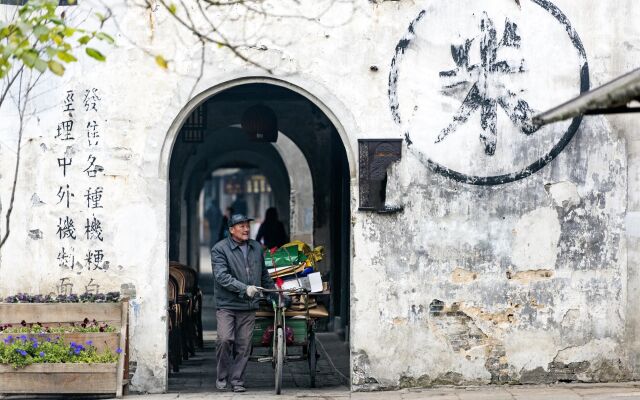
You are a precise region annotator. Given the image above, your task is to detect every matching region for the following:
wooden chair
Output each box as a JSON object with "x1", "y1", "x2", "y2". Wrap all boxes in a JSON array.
[
  {"x1": 169, "y1": 264, "x2": 196, "y2": 359},
  {"x1": 167, "y1": 275, "x2": 182, "y2": 372}
]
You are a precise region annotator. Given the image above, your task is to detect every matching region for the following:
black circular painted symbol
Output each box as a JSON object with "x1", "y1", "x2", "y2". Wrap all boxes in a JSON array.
[{"x1": 388, "y1": 0, "x2": 589, "y2": 185}]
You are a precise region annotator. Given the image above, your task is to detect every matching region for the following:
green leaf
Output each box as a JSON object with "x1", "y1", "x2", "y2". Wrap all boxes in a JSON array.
[
  {"x1": 96, "y1": 32, "x2": 115, "y2": 45},
  {"x1": 57, "y1": 51, "x2": 77, "y2": 63},
  {"x1": 77, "y1": 35, "x2": 91, "y2": 45},
  {"x1": 33, "y1": 25, "x2": 49, "y2": 38},
  {"x1": 155, "y1": 54, "x2": 168, "y2": 69},
  {"x1": 45, "y1": 47, "x2": 57, "y2": 58},
  {"x1": 33, "y1": 58, "x2": 48, "y2": 73},
  {"x1": 168, "y1": 3, "x2": 177, "y2": 14},
  {"x1": 63, "y1": 27, "x2": 75, "y2": 37},
  {"x1": 21, "y1": 50, "x2": 37, "y2": 67},
  {"x1": 16, "y1": 21, "x2": 31, "y2": 35},
  {"x1": 85, "y1": 47, "x2": 106, "y2": 62},
  {"x1": 48, "y1": 59, "x2": 65, "y2": 76}
]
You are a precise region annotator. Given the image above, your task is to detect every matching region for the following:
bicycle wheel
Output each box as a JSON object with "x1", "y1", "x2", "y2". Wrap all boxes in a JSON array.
[
  {"x1": 275, "y1": 327, "x2": 284, "y2": 394},
  {"x1": 308, "y1": 332, "x2": 317, "y2": 388}
]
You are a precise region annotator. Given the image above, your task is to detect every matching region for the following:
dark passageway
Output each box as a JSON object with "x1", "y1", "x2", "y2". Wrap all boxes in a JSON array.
[{"x1": 167, "y1": 83, "x2": 352, "y2": 392}]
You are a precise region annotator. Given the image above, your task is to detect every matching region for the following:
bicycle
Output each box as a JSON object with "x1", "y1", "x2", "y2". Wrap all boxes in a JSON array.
[{"x1": 250, "y1": 287, "x2": 327, "y2": 394}]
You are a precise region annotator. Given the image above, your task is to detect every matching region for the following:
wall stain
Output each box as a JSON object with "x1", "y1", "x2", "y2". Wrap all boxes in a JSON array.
[{"x1": 506, "y1": 269, "x2": 554, "y2": 284}]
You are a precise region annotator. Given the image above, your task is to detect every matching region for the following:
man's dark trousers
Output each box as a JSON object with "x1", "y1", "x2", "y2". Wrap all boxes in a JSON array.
[{"x1": 216, "y1": 309, "x2": 255, "y2": 386}]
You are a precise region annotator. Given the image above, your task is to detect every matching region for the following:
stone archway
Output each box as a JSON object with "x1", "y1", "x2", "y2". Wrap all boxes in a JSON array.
[{"x1": 162, "y1": 77, "x2": 356, "y2": 391}]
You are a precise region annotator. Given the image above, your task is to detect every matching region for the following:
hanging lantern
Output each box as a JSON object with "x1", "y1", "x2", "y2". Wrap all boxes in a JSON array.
[{"x1": 241, "y1": 104, "x2": 278, "y2": 142}]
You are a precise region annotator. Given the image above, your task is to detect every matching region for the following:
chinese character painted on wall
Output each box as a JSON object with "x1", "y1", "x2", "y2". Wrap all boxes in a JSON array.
[
  {"x1": 55, "y1": 120, "x2": 74, "y2": 141},
  {"x1": 83, "y1": 155, "x2": 104, "y2": 178},
  {"x1": 63, "y1": 90, "x2": 75, "y2": 113},
  {"x1": 85, "y1": 249, "x2": 105, "y2": 270},
  {"x1": 84, "y1": 187, "x2": 104, "y2": 209},
  {"x1": 85, "y1": 214, "x2": 104, "y2": 241},
  {"x1": 56, "y1": 184, "x2": 74, "y2": 208},
  {"x1": 57, "y1": 157, "x2": 72, "y2": 177},
  {"x1": 57, "y1": 247, "x2": 75, "y2": 269},
  {"x1": 87, "y1": 120, "x2": 100, "y2": 146},
  {"x1": 56, "y1": 216, "x2": 77, "y2": 240},
  {"x1": 83, "y1": 88, "x2": 101, "y2": 112},
  {"x1": 56, "y1": 277, "x2": 74, "y2": 295},
  {"x1": 436, "y1": 13, "x2": 538, "y2": 156},
  {"x1": 85, "y1": 278, "x2": 100, "y2": 295}
]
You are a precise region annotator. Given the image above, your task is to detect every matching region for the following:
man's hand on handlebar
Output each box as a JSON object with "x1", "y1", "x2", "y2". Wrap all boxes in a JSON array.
[
  {"x1": 256, "y1": 287, "x2": 295, "y2": 307},
  {"x1": 246, "y1": 285, "x2": 260, "y2": 298}
]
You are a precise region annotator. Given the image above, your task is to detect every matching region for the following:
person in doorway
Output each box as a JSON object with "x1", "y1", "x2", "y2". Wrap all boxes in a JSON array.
[
  {"x1": 205, "y1": 202, "x2": 222, "y2": 248},
  {"x1": 211, "y1": 214, "x2": 276, "y2": 392},
  {"x1": 256, "y1": 207, "x2": 289, "y2": 249},
  {"x1": 218, "y1": 207, "x2": 234, "y2": 241},
  {"x1": 231, "y1": 193, "x2": 248, "y2": 216}
]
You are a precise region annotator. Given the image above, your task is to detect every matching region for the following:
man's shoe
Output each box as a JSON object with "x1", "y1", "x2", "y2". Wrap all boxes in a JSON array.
[
  {"x1": 232, "y1": 385, "x2": 246, "y2": 393},
  {"x1": 216, "y1": 380, "x2": 227, "y2": 390}
]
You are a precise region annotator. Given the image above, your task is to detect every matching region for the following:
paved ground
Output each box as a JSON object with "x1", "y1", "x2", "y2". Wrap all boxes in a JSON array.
[
  {"x1": 122, "y1": 383, "x2": 640, "y2": 399},
  {"x1": 166, "y1": 331, "x2": 349, "y2": 393},
  {"x1": 157, "y1": 253, "x2": 347, "y2": 398},
  {"x1": 167, "y1": 263, "x2": 350, "y2": 393}
]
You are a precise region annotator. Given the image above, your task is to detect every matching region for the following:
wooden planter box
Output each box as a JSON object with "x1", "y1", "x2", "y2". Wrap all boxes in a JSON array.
[
  {"x1": 0, "y1": 363, "x2": 117, "y2": 394},
  {"x1": 0, "y1": 301, "x2": 128, "y2": 397}
]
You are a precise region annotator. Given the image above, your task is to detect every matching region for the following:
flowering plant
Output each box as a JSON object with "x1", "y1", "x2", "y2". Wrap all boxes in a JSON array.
[
  {"x1": 0, "y1": 318, "x2": 116, "y2": 334},
  {"x1": 0, "y1": 335, "x2": 120, "y2": 368},
  {"x1": 2, "y1": 292, "x2": 120, "y2": 303}
]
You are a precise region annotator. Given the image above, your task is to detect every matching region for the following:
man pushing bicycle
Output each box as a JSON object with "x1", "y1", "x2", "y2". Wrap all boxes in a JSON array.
[{"x1": 211, "y1": 214, "x2": 276, "y2": 392}]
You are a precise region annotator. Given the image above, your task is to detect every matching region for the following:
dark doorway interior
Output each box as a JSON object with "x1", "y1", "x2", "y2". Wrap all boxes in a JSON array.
[{"x1": 167, "y1": 83, "x2": 351, "y2": 391}]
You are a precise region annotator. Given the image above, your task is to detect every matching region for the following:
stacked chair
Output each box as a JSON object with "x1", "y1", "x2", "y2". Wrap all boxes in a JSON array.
[
  {"x1": 167, "y1": 261, "x2": 204, "y2": 373},
  {"x1": 167, "y1": 274, "x2": 182, "y2": 372}
]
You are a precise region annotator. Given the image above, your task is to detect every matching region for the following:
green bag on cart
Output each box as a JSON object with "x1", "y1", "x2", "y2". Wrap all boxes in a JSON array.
[{"x1": 264, "y1": 246, "x2": 307, "y2": 268}]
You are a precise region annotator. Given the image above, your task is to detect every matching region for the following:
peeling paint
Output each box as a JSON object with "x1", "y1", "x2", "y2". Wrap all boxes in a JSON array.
[
  {"x1": 506, "y1": 269, "x2": 554, "y2": 284},
  {"x1": 28, "y1": 229, "x2": 42, "y2": 240},
  {"x1": 451, "y1": 267, "x2": 477, "y2": 283}
]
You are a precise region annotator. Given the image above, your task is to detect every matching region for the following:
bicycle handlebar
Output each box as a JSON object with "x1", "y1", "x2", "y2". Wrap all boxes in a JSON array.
[{"x1": 256, "y1": 287, "x2": 307, "y2": 294}]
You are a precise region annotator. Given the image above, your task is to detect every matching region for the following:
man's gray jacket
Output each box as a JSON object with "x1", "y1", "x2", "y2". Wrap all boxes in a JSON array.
[{"x1": 211, "y1": 237, "x2": 275, "y2": 310}]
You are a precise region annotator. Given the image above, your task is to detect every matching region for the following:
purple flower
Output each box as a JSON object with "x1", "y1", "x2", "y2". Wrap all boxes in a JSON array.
[
  {"x1": 39, "y1": 351, "x2": 45, "y2": 357},
  {"x1": 32, "y1": 342, "x2": 38, "y2": 349},
  {"x1": 19, "y1": 335, "x2": 27, "y2": 342},
  {"x1": 116, "y1": 348, "x2": 122, "y2": 354},
  {"x1": 46, "y1": 337, "x2": 51, "y2": 342},
  {"x1": 86, "y1": 340, "x2": 93, "y2": 346},
  {"x1": 16, "y1": 349, "x2": 27, "y2": 357},
  {"x1": 70, "y1": 341, "x2": 76, "y2": 347}
]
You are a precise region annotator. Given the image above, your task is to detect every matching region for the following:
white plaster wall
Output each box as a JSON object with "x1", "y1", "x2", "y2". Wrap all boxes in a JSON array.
[
  {"x1": 273, "y1": 134, "x2": 314, "y2": 245},
  {"x1": 0, "y1": 0, "x2": 638, "y2": 392}
]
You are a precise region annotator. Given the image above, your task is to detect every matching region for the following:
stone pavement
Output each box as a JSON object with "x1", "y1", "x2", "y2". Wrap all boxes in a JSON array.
[
  {"x1": 121, "y1": 382, "x2": 640, "y2": 399},
  {"x1": 166, "y1": 332, "x2": 349, "y2": 393}
]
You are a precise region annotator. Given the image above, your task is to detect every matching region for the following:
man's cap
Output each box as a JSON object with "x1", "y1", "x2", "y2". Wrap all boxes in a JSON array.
[{"x1": 228, "y1": 214, "x2": 254, "y2": 228}]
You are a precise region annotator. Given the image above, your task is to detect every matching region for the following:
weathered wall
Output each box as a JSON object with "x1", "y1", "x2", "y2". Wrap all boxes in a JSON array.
[{"x1": 0, "y1": 0, "x2": 639, "y2": 392}]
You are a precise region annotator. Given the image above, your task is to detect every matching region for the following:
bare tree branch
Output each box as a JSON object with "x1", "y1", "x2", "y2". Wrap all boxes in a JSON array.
[
  {"x1": 0, "y1": 65, "x2": 25, "y2": 109},
  {"x1": 0, "y1": 69, "x2": 43, "y2": 250}
]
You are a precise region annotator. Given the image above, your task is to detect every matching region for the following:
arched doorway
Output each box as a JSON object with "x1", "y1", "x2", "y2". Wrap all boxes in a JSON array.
[{"x1": 165, "y1": 80, "x2": 353, "y2": 391}]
